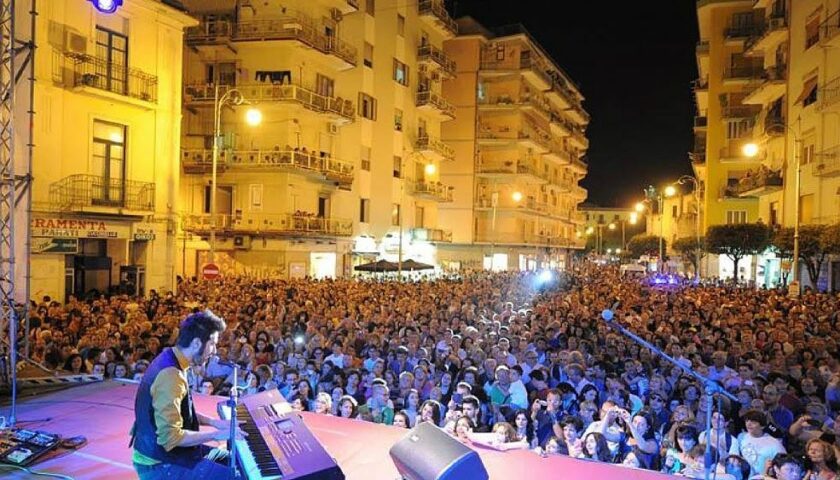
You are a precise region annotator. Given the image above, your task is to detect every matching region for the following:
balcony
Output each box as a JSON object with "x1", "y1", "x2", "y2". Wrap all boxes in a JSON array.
[
  {"x1": 569, "y1": 128, "x2": 589, "y2": 150},
  {"x1": 182, "y1": 213, "x2": 353, "y2": 238},
  {"x1": 569, "y1": 156, "x2": 588, "y2": 174},
  {"x1": 733, "y1": 167, "x2": 783, "y2": 197},
  {"x1": 742, "y1": 64, "x2": 786, "y2": 105},
  {"x1": 477, "y1": 93, "x2": 551, "y2": 121},
  {"x1": 417, "y1": 0, "x2": 457, "y2": 39},
  {"x1": 319, "y1": 0, "x2": 360, "y2": 14},
  {"x1": 410, "y1": 227, "x2": 452, "y2": 243},
  {"x1": 820, "y1": 9, "x2": 840, "y2": 45},
  {"x1": 64, "y1": 53, "x2": 157, "y2": 105},
  {"x1": 696, "y1": 41, "x2": 710, "y2": 56},
  {"x1": 415, "y1": 135, "x2": 455, "y2": 161},
  {"x1": 723, "y1": 65, "x2": 764, "y2": 83},
  {"x1": 817, "y1": 76, "x2": 840, "y2": 112},
  {"x1": 547, "y1": 78, "x2": 577, "y2": 109},
  {"x1": 691, "y1": 150, "x2": 706, "y2": 165},
  {"x1": 543, "y1": 143, "x2": 574, "y2": 166},
  {"x1": 477, "y1": 121, "x2": 551, "y2": 153},
  {"x1": 184, "y1": 83, "x2": 355, "y2": 123},
  {"x1": 49, "y1": 175, "x2": 155, "y2": 215},
  {"x1": 476, "y1": 157, "x2": 547, "y2": 184},
  {"x1": 416, "y1": 90, "x2": 455, "y2": 121},
  {"x1": 566, "y1": 105, "x2": 590, "y2": 125},
  {"x1": 694, "y1": 116, "x2": 708, "y2": 131},
  {"x1": 719, "y1": 139, "x2": 760, "y2": 162},
  {"x1": 412, "y1": 181, "x2": 454, "y2": 202},
  {"x1": 693, "y1": 77, "x2": 709, "y2": 111},
  {"x1": 721, "y1": 104, "x2": 761, "y2": 119},
  {"x1": 724, "y1": 24, "x2": 761, "y2": 42},
  {"x1": 185, "y1": 21, "x2": 236, "y2": 55},
  {"x1": 185, "y1": 12, "x2": 358, "y2": 70},
  {"x1": 181, "y1": 148, "x2": 354, "y2": 188},
  {"x1": 744, "y1": 15, "x2": 788, "y2": 56},
  {"x1": 814, "y1": 145, "x2": 840, "y2": 177},
  {"x1": 479, "y1": 52, "x2": 552, "y2": 92},
  {"x1": 417, "y1": 44, "x2": 456, "y2": 78}
]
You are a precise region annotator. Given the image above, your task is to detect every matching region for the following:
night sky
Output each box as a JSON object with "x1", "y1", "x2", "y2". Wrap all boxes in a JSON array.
[{"x1": 450, "y1": 0, "x2": 699, "y2": 207}]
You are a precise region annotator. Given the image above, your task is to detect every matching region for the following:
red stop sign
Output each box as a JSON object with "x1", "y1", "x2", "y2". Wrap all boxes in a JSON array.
[{"x1": 202, "y1": 263, "x2": 220, "y2": 280}]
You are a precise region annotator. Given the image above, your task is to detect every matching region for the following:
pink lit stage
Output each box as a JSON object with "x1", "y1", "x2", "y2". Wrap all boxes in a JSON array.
[{"x1": 3, "y1": 381, "x2": 676, "y2": 479}]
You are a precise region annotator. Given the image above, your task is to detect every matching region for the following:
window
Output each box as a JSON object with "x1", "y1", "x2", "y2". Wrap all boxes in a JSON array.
[
  {"x1": 806, "y1": 16, "x2": 821, "y2": 49},
  {"x1": 92, "y1": 120, "x2": 127, "y2": 206},
  {"x1": 496, "y1": 45, "x2": 505, "y2": 61},
  {"x1": 397, "y1": 14, "x2": 405, "y2": 36},
  {"x1": 249, "y1": 184, "x2": 263, "y2": 210},
  {"x1": 800, "y1": 194, "x2": 814, "y2": 223},
  {"x1": 415, "y1": 205, "x2": 425, "y2": 228},
  {"x1": 364, "y1": 42, "x2": 374, "y2": 68},
  {"x1": 803, "y1": 80, "x2": 818, "y2": 107},
  {"x1": 365, "y1": 0, "x2": 375, "y2": 16},
  {"x1": 727, "y1": 119, "x2": 753, "y2": 139},
  {"x1": 95, "y1": 26, "x2": 128, "y2": 96},
  {"x1": 672, "y1": 205, "x2": 678, "y2": 218},
  {"x1": 598, "y1": 214, "x2": 604, "y2": 223},
  {"x1": 360, "y1": 198, "x2": 370, "y2": 223},
  {"x1": 394, "y1": 109, "x2": 403, "y2": 131},
  {"x1": 315, "y1": 74, "x2": 334, "y2": 98},
  {"x1": 726, "y1": 210, "x2": 747, "y2": 224},
  {"x1": 361, "y1": 146, "x2": 371, "y2": 171},
  {"x1": 359, "y1": 93, "x2": 377, "y2": 120},
  {"x1": 393, "y1": 156, "x2": 402, "y2": 178},
  {"x1": 802, "y1": 137, "x2": 815, "y2": 165},
  {"x1": 393, "y1": 59, "x2": 409, "y2": 86},
  {"x1": 769, "y1": 201, "x2": 779, "y2": 226},
  {"x1": 392, "y1": 203, "x2": 401, "y2": 226}
]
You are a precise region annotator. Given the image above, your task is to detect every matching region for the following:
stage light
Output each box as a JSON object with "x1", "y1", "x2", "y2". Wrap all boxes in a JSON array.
[
  {"x1": 89, "y1": 0, "x2": 124, "y2": 14},
  {"x1": 538, "y1": 270, "x2": 553, "y2": 283}
]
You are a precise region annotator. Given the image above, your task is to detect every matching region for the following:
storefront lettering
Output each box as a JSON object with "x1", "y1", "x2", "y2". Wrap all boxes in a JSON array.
[{"x1": 30, "y1": 218, "x2": 125, "y2": 239}]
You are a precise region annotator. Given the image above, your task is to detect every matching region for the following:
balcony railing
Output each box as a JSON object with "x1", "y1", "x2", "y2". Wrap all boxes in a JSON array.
[
  {"x1": 721, "y1": 104, "x2": 761, "y2": 118},
  {"x1": 415, "y1": 90, "x2": 456, "y2": 119},
  {"x1": 476, "y1": 157, "x2": 543, "y2": 178},
  {"x1": 724, "y1": 24, "x2": 762, "y2": 39},
  {"x1": 181, "y1": 148, "x2": 354, "y2": 185},
  {"x1": 182, "y1": 213, "x2": 353, "y2": 237},
  {"x1": 184, "y1": 83, "x2": 355, "y2": 121},
  {"x1": 723, "y1": 65, "x2": 765, "y2": 80},
  {"x1": 814, "y1": 145, "x2": 840, "y2": 177},
  {"x1": 417, "y1": 44, "x2": 456, "y2": 77},
  {"x1": 519, "y1": 54, "x2": 552, "y2": 89},
  {"x1": 732, "y1": 167, "x2": 783, "y2": 195},
  {"x1": 49, "y1": 174, "x2": 155, "y2": 212},
  {"x1": 417, "y1": 0, "x2": 457, "y2": 37},
  {"x1": 818, "y1": 75, "x2": 840, "y2": 111},
  {"x1": 185, "y1": 12, "x2": 357, "y2": 67},
  {"x1": 821, "y1": 9, "x2": 840, "y2": 42},
  {"x1": 412, "y1": 181, "x2": 454, "y2": 202},
  {"x1": 696, "y1": 41, "x2": 710, "y2": 55},
  {"x1": 415, "y1": 135, "x2": 455, "y2": 161},
  {"x1": 67, "y1": 53, "x2": 157, "y2": 103},
  {"x1": 410, "y1": 227, "x2": 452, "y2": 243},
  {"x1": 694, "y1": 116, "x2": 708, "y2": 129},
  {"x1": 478, "y1": 93, "x2": 552, "y2": 119}
]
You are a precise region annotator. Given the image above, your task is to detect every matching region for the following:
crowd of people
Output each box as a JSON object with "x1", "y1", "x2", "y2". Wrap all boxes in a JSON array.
[{"x1": 22, "y1": 263, "x2": 840, "y2": 479}]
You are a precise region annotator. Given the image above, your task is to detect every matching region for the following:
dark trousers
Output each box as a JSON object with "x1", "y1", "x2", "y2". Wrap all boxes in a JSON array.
[{"x1": 134, "y1": 447, "x2": 231, "y2": 480}]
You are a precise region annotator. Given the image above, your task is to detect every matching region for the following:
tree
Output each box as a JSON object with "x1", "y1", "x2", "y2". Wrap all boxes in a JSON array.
[
  {"x1": 705, "y1": 223, "x2": 770, "y2": 281},
  {"x1": 672, "y1": 236, "x2": 705, "y2": 275},
  {"x1": 770, "y1": 227, "x2": 794, "y2": 285},
  {"x1": 821, "y1": 223, "x2": 840, "y2": 255},
  {"x1": 627, "y1": 234, "x2": 665, "y2": 259},
  {"x1": 797, "y1": 225, "x2": 829, "y2": 288}
]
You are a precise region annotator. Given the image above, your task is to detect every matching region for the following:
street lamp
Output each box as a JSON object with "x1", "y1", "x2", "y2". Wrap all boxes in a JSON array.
[
  {"x1": 673, "y1": 175, "x2": 702, "y2": 281},
  {"x1": 210, "y1": 86, "x2": 261, "y2": 264},
  {"x1": 490, "y1": 190, "x2": 523, "y2": 271},
  {"x1": 743, "y1": 127, "x2": 801, "y2": 295},
  {"x1": 643, "y1": 186, "x2": 676, "y2": 271}
]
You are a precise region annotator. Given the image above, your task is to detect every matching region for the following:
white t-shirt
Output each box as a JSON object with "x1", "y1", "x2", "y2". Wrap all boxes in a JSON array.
[{"x1": 729, "y1": 432, "x2": 785, "y2": 476}]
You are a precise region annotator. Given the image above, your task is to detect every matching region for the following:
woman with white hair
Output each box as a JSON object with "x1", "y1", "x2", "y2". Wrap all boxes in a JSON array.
[{"x1": 313, "y1": 392, "x2": 333, "y2": 415}]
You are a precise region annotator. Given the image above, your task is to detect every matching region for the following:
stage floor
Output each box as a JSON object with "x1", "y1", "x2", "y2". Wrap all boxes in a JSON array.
[{"x1": 1, "y1": 381, "x2": 676, "y2": 479}]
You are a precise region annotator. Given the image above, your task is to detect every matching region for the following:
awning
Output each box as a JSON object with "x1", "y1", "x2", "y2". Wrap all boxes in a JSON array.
[
  {"x1": 180, "y1": 0, "x2": 236, "y2": 15},
  {"x1": 795, "y1": 76, "x2": 818, "y2": 105}
]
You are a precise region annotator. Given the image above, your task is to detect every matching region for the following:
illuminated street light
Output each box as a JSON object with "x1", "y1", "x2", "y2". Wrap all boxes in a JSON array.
[
  {"x1": 629, "y1": 213, "x2": 638, "y2": 225},
  {"x1": 585, "y1": 226, "x2": 594, "y2": 235},
  {"x1": 608, "y1": 223, "x2": 616, "y2": 230},
  {"x1": 664, "y1": 185, "x2": 677, "y2": 197},
  {"x1": 245, "y1": 108, "x2": 263, "y2": 126},
  {"x1": 742, "y1": 142, "x2": 760, "y2": 158},
  {"x1": 424, "y1": 163, "x2": 436, "y2": 175},
  {"x1": 635, "y1": 202, "x2": 645, "y2": 213},
  {"x1": 616, "y1": 248, "x2": 622, "y2": 254},
  {"x1": 512, "y1": 191, "x2": 523, "y2": 203},
  {"x1": 607, "y1": 248, "x2": 613, "y2": 254}
]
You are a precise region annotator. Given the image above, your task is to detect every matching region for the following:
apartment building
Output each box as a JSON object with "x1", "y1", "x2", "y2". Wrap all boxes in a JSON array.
[
  {"x1": 439, "y1": 18, "x2": 588, "y2": 272},
  {"x1": 178, "y1": 0, "x2": 459, "y2": 278},
  {"x1": 694, "y1": 0, "x2": 840, "y2": 285},
  {"x1": 580, "y1": 205, "x2": 644, "y2": 253},
  {"x1": 29, "y1": 0, "x2": 194, "y2": 301}
]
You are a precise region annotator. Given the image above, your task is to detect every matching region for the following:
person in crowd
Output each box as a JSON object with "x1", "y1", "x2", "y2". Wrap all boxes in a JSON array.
[
  {"x1": 804, "y1": 438, "x2": 838, "y2": 480},
  {"x1": 581, "y1": 432, "x2": 613, "y2": 463},
  {"x1": 729, "y1": 409, "x2": 786, "y2": 477},
  {"x1": 393, "y1": 410, "x2": 411, "y2": 429},
  {"x1": 338, "y1": 395, "x2": 358, "y2": 419}
]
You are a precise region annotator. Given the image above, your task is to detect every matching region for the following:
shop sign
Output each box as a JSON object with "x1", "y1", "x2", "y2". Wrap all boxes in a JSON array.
[
  {"x1": 31, "y1": 217, "x2": 130, "y2": 239},
  {"x1": 133, "y1": 224, "x2": 156, "y2": 241},
  {"x1": 32, "y1": 237, "x2": 78, "y2": 254}
]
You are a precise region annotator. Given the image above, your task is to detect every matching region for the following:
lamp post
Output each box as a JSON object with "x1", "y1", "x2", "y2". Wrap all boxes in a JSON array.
[
  {"x1": 743, "y1": 127, "x2": 801, "y2": 295},
  {"x1": 674, "y1": 175, "x2": 702, "y2": 280},
  {"x1": 210, "y1": 86, "x2": 261, "y2": 264},
  {"x1": 641, "y1": 186, "x2": 675, "y2": 271}
]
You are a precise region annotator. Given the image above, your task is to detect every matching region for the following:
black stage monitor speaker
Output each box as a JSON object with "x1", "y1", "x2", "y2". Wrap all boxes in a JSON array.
[{"x1": 389, "y1": 422, "x2": 489, "y2": 480}]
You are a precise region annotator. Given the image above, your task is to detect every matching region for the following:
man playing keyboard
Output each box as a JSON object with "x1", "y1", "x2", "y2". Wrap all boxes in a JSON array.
[{"x1": 131, "y1": 310, "x2": 244, "y2": 479}]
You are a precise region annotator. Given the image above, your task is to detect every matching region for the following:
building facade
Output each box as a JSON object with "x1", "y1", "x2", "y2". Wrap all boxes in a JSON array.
[
  {"x1": 439, "y1": 19, "x2": 588, "y2": 272},
  {"x1": 29, "y1": 0, "x2": 194, "y2": 301},
  {"x1": 694, "y1": 0, "x2": 840, "y2": 286},
  {"x1": 580, "y1": 205, "x2": 644, "y2": 253},
  {"x1": 178, "y1": 0, "x2": 460, "y2": 278}
]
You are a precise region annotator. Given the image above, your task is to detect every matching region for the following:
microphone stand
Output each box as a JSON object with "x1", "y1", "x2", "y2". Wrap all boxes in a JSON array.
[
  {"x1": 228, "y1": 363, "x2": 240, "y2": 480},
  {"x1": 601, "y1": 309, "x2": 737, "y2": 480}
]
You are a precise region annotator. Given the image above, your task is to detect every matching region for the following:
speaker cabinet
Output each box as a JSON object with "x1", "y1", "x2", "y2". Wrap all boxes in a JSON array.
[{"x1": 389, "y1": 422, "x2": 489, "y2": 480}]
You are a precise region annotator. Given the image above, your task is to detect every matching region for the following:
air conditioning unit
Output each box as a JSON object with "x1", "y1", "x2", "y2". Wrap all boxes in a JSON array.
[
  {"x1": 233, "y1": 235, "x2": 251, "y2": 249},
  {"x1": 330, "y1": 8, "x2": 343, "y2": 22},
  {"x1": 65, "y1": 31, "x2": 88, "y2": 55},
  {"x1": 327, "y1": 123, "x2": 339, "y2": 134}
]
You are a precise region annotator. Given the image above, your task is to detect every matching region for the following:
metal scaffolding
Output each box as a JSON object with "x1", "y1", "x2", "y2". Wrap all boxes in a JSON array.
[{"x1": 0, "y1": 0, "x2": 35, "y2": 428}]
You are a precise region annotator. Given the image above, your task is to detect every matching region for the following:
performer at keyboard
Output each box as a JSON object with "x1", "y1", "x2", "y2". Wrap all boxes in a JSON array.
[{"x1": 131, "y1": 310, "x2": 244, "y2": 479}]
